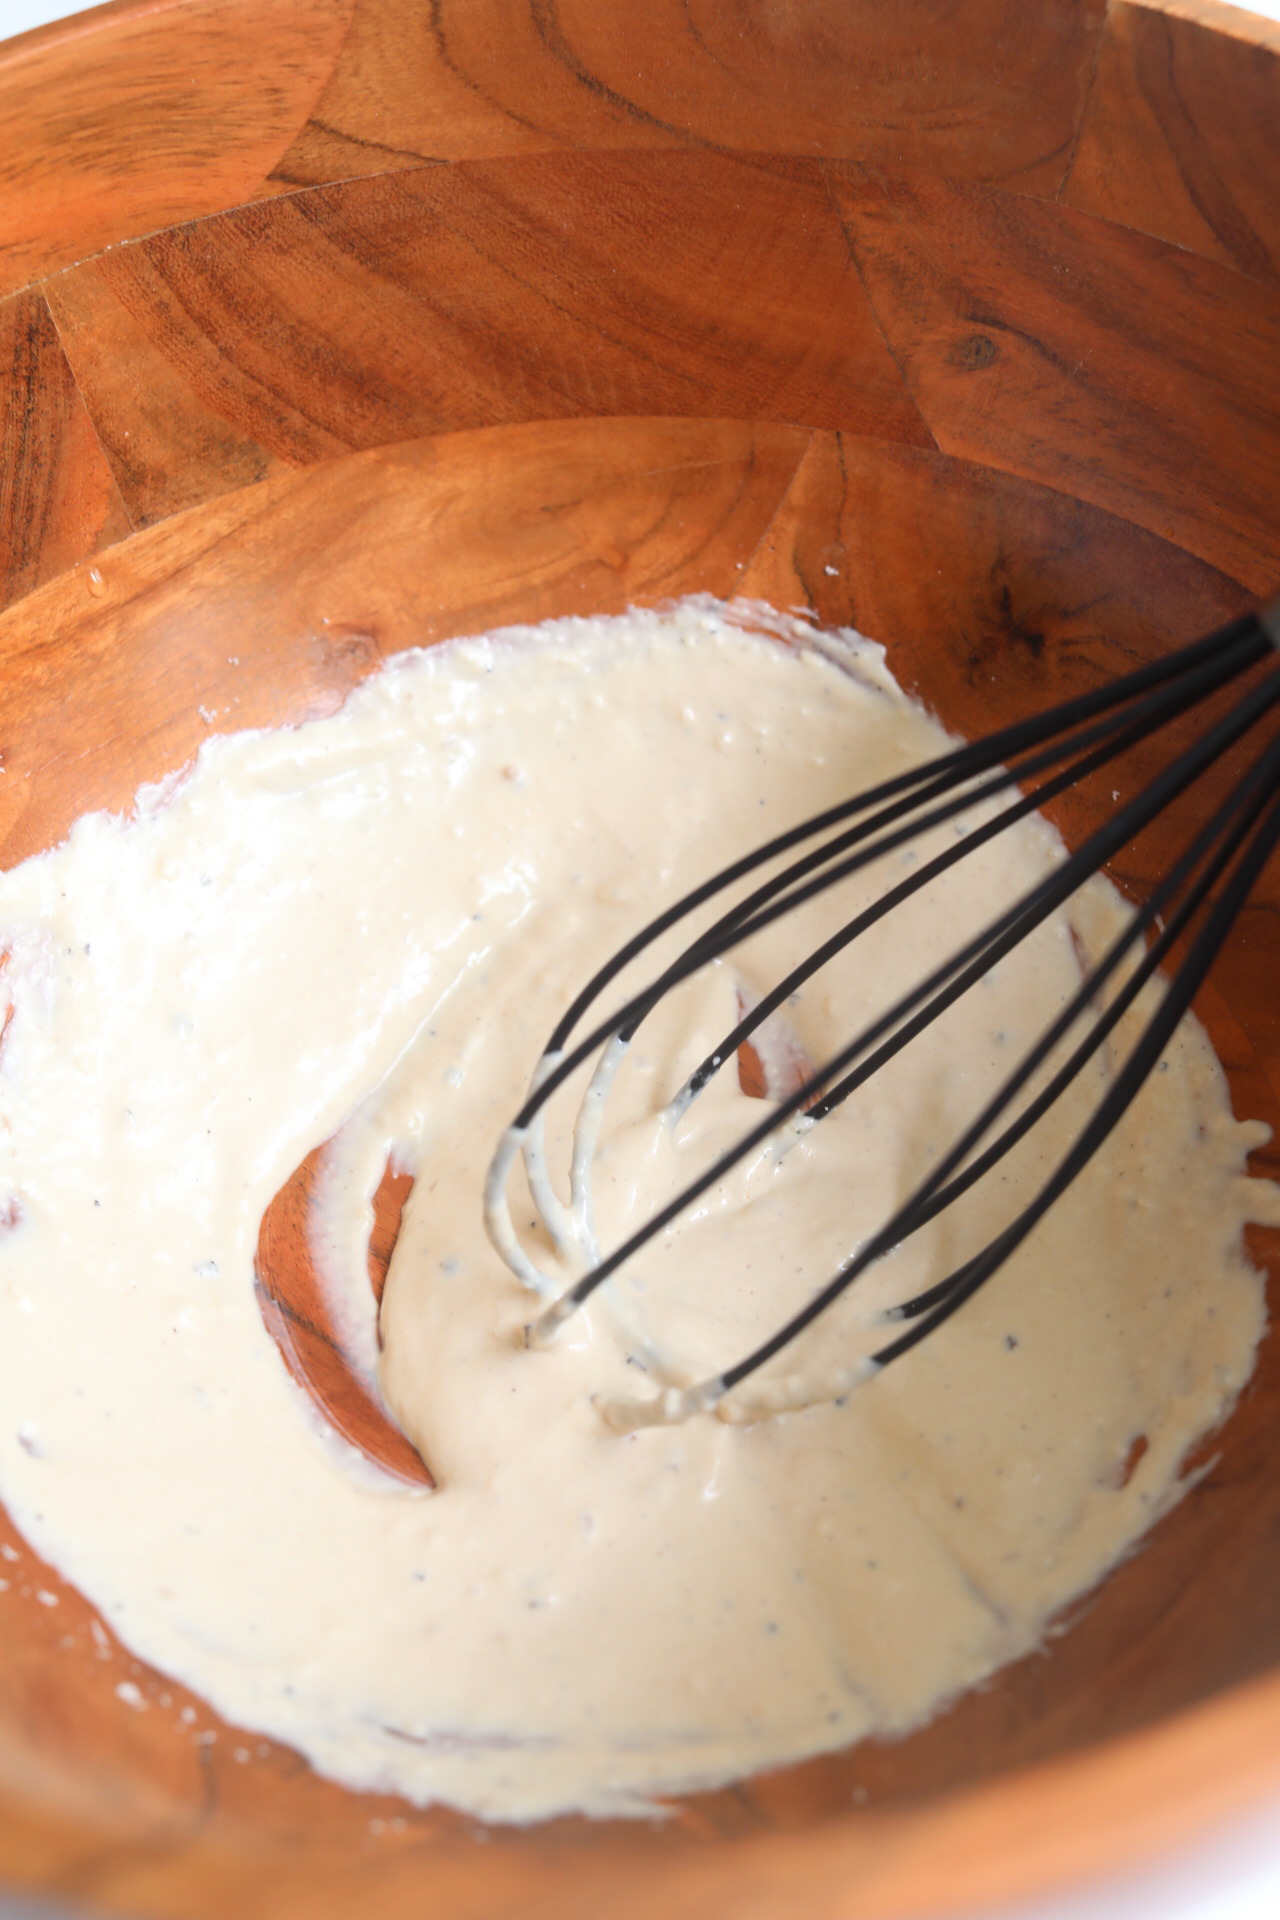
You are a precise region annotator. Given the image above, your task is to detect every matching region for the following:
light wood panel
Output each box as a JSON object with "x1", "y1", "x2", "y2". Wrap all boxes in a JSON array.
[
  {"x1": 0, "y1": 0, "x2": 355, "y2": 301},
  {"x1": 263, "y1": 0, "x2": 1104, "y2": 195},
  {"x1": 1134, "y1": 0, "x2": 1280, "y2": 54}
]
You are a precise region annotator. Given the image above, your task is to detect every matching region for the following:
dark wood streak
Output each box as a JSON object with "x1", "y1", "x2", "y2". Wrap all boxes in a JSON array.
[
  {"x1": 528, "y1": 0, "x2": 709, "y2": 142},
  {"x1": 1133, "y1": 14, "x2": 1273, "y2": 281},
  {"x1": 426, "y1": 0, "x2": 548, "y2": 138},
  {"x1": 0, "y1": 290, "x2": 131, "y2": 612}
]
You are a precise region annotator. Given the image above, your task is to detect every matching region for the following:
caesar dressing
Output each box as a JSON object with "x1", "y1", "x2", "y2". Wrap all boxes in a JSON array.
[{"x1": 0, "y1": 599, "x2": 1274, "y2": 1822}]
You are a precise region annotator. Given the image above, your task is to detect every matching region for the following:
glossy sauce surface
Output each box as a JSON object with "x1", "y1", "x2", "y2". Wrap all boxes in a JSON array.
[{"x1": 0, "y1": 602, "x2": 1274, "y2": 1821}]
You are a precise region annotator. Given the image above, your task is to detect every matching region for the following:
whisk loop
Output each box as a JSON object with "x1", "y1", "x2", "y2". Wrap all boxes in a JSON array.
[{"x1": 485, "y1": 602, "x2": 1280, "y2": 1426}]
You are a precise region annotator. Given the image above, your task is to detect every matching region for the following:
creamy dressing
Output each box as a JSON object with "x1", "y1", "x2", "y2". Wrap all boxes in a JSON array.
[{"x1": 0, "y1": 600, "x2": 1275, "y2": 1822}]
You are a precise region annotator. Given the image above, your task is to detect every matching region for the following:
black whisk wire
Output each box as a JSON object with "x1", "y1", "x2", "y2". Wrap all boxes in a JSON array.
[
  {"x1": 541, "y1": 612, "x2": 1260, "y2": 1055},
  {"x1": 885, "y1": 730, "x2": 1280, "y2": 1292},
  {"x1": 485, "y1": 603, "x2": 1280, "y2": 1411},
  {"x1": 691, "y1": 637, "x2": 1272, "y2": 1115},
  {"x1": 532, "y1": 648, "x2": 1280, "y2": 1334},
  {"x1": 852, "y1": 778, "x2": 1280, "y2": 1385},
  {"x1": 514, "y1": 616, "x2": 1268, "y2": 1133},
  {"x1": 720, "y1": 728, "x2": 1280, "y2": 1392}
]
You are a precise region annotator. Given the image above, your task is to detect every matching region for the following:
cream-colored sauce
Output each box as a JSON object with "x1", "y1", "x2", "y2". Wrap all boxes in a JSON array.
[{"x1": 0, "y1": 600, "x2": 1275, "y2": 1822}]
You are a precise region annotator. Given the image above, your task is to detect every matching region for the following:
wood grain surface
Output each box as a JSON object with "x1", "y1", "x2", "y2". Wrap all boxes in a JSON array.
[
  {"x1": 0, "y1": 288, "x2": 130, "y2": 611},
  {"x1": 0, "y1": 0, "x2": 1279, "y2": 1915},
  {"x1": 3, "y1": 0, "x2": 1274, "y2": 311},
  {"x1": 261, "y1": 0, "x2": 1105, "y2": 193},
  {"x1": 41, "y1": 153, "x2": 931, "y2": 527},
  {"x1": 824, "y1": 166, "x2": 1280, "y2": 593},
  {"x1": 0, "y1": 0, "x2": 355, "y2": 301},
  {"x1": 1064, "y1": 1, "x2": 1280, "y2": 282},
  {"x1": 1135, "y1": 0, "x2": 1280, "y2": 54}
]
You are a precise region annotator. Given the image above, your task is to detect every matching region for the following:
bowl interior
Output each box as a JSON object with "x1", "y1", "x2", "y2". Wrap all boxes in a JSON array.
[{"x1": 1, "y1": 413, "x2": 1278, "y2": 1915}]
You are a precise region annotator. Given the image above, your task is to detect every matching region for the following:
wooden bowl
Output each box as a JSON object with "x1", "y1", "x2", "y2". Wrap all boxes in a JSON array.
[{"x1": 1, "y1": 2, "x2": 1279, "y2": 1914}]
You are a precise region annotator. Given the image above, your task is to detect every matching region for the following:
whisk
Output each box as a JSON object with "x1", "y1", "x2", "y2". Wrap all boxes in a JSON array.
[{"x1": 484, "y1": 598, "x2": 1280, "y2": 1427}]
